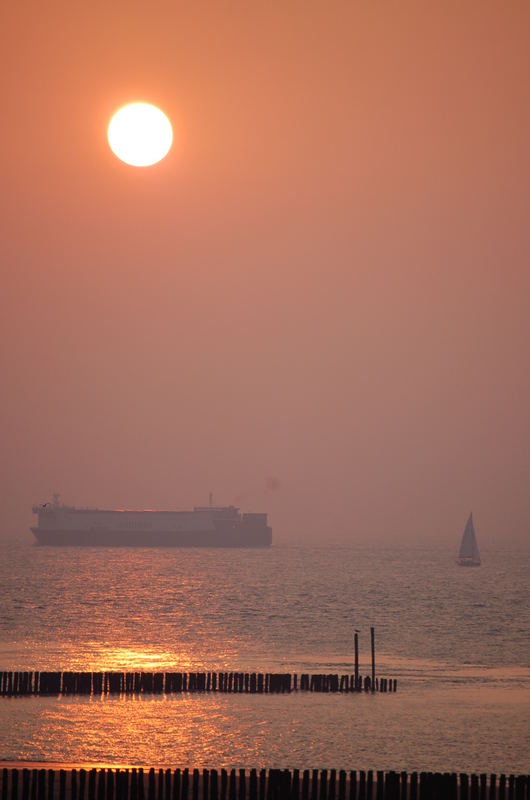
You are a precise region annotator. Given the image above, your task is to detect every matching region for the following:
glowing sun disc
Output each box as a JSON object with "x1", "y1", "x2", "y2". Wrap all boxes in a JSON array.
[{"x1": 108, "y1": 103, "x2": 173, "y2": 167}]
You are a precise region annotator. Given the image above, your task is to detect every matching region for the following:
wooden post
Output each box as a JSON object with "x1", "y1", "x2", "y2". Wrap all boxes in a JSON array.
[
  {"x1": 311, "y1": 771, "x2": 318, "y2": 800},
  {"x1": 370, "y1": 627, "x2": 375, "y2": 691},
  {"x1": 347, "y1": 772, "x2": 356, "y2": 800},
  {"x1": 267, "y1": 770, "x2": 276, "y2": 800},
  {"x1": 79, "y1": 771, "x2": 86, "y2": 800},
  {"x1": 36, "y1": 772, "x2": 45, "y2": 800},
  {"x1": 210, "y1": 771, "x2": 219, "y2": 800},
  {"x1": 366, "y1": 772, "x2": 373, "y2": 800},
  {"x1": 281, "y1": 770, "x2": 289, "y2": 800},
  {"x1": 172, "y1": 771, "x2": 180, "y2": 800},
  {"x1": 488, "y1": 774, "x2": 496, "y2": 800},
  {"x1": 376, "y1": 772, "x2": 383, "y2": 800},
  {"x1": 248, "y1": 771, "x2": 257, "y2": 800},
  {"x1": 161, "y1": 770, "x2": 169, "y2": 800},
  {"x1": 11, "y1": 769, "x2": 19, "y2": 800},
  {"x1": 48, "y1": 771, "x2": 55, "y2": 800},
  {"x1": 460, "y1": 774, "x2": 469, "y2": 800},
  {"x1": 301, "y1": 772, "x2": 309, "y2": 800},
  {"x1": 148, "y1": 770, "x2": 156, "y2": 800},
  {"x1": 107, "y1": 770, "x2": 115, "y2": 800},
  {"x1": 131, "y1": 770, "x2": 138, "y2": 800},
  {"x1": 337, "y1": 772, "x2": 345, "y2": 800},
  {"x1": 399, "y1": 772, "x2": 408, "y2": 800},
  {"x1": 354, "y1": 633, "x2": 359, "y2": 690},
  {"x1": 291, "y1": 771, "x2": 299, "y2": 800},
  {"x1": 358, "y1": 772, "x2": 365, "y2": 800},
  {"x1": 407, "y1": 772, "x2": 416, "y2": 800},
  {"x1": 97, "y1": 770, "x2": 106, "y2": 800},
  {"x1": 181, "y1": 771, "x2": 188, "y2": 800},
  {"x1": 124, "y1": 771, "x2": 130, "y2": 800},
  {"x1": 88, "y1": 772, "x2": 96, "y2": 800},
  {"x1": 228, "y1": 770, "x2": 236, "y2": 800},
  {"x1": 22, "y1": 769, "x2": 30, "y2": 800},
  {"x1": 318, "y1": 770, "x2": 327, "y2": 800},
  {"x1": 387, "y1": 772, "x2": 400, "y2": 800},
  {"x1": 328, "y1": 771, "x2": 336, "y2": 800},
  {"x1": 30, "y1": 770, "x2": 37, "y2": 800}
]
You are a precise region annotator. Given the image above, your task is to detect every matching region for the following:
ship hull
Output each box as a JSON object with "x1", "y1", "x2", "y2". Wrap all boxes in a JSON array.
[
  {"x1": 31, "y1": 499, "x2": 272, "y2": 547},
  {"x1": 31, "y1": 527, "x2": 272, "y2": 548}
]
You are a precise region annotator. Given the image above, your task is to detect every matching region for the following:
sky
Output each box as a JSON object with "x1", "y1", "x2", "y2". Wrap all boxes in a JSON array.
[{"x1": 1, "y1": 2, "x2": 529, "y2": 544}]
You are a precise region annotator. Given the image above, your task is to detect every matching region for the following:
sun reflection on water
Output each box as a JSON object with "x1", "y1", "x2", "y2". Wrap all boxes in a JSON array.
[
  {"x1": 87, "y1": 646, "x2": 189, "y2": 672},
  {"x1": 66, "y1": 644, "x2": 238, "y2": 673},
  {"x1": 1, "y1": 688, "x2": 529, "y2": 773}
]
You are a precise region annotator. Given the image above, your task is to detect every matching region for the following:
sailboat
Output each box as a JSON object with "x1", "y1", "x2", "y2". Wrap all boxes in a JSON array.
[{"x1": 457, "y1": 512, "x2": 481, "y2": 566}]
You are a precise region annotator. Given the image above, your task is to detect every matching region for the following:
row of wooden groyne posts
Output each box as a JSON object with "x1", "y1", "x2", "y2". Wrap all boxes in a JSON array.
[
  {"x1": 1, "y1": 767, "x2": 528, "y2": 800},
  {"x1": 1, "y1": 629, "x2": 393, "y2": 698},
  {"x1": 0, "y1": 671, "x2": 397, "y2": 697}
]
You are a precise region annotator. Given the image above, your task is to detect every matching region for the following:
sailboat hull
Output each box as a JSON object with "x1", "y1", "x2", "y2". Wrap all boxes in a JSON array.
[{"x1": 457, "y1": 558, "x2": 481, "y2": 567}]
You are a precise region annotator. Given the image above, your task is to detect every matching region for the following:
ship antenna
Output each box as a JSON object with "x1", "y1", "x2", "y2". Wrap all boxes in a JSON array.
[{"x1": 209, "y1": 491, "x2": 213, "y2": 507}]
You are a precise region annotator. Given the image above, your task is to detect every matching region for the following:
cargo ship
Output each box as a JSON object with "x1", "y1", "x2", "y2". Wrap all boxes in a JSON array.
[{"x1": 31, "y1": 495, "x2": 272, "y2": 547}]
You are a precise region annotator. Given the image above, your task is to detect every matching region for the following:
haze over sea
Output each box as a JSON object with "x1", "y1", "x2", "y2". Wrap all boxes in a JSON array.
[{"x1": 0, "y1": 542, "x2": 528, "y2": 773}]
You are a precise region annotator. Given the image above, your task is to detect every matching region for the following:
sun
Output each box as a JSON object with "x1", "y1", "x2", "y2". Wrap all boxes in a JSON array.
[{"x1": 107, "y1": 103, "x2": 173, "y2": 167}]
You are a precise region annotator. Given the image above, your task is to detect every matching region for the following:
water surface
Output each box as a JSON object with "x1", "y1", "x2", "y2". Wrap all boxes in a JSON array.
[{"x1": 0, "y1": 543, "x2": 528, "y2": 772}]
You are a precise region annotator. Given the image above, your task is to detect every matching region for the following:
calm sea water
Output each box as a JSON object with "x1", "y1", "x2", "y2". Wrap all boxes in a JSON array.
[{"x1": 0, "y1": 542, "x2": 528, "y2": 772}]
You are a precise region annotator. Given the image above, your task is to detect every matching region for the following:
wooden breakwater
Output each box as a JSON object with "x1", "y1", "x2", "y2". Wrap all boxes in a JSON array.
[
  {"x1": 0, "y1": 767, "x2": 528, "y2": 800},
  {"x1": 0, "y1": 672, "x2": 397, "y2": 697}
]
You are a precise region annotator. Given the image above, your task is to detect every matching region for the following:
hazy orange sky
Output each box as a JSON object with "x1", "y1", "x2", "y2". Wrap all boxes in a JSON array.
[{"x1": 1, "y1": 2, "x2": 529, "y2": 544}]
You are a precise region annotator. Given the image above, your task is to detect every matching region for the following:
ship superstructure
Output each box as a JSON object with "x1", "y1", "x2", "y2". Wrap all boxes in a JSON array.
[{"x1": 31, "y1": 495, "x2": 272, "y2": 547}]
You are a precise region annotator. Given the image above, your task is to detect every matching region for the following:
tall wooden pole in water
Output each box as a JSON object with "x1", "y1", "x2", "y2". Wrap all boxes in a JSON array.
[
  {"x1": 354, "y1": 632, "x2": 359, "y2": 687},
  {"x1": 370, "y1": 626, "x2": 375, "y2": 691}
]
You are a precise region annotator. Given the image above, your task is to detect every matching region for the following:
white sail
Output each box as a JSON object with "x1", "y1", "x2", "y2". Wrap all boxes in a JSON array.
[{"x1": 458, "y1": 513, "x2": 481, "y2": 565}]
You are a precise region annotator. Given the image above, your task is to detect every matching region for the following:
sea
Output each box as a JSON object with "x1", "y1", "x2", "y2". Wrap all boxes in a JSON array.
[{"x1": 0, "y1": 541, "x2": 528, "y2": 774}]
